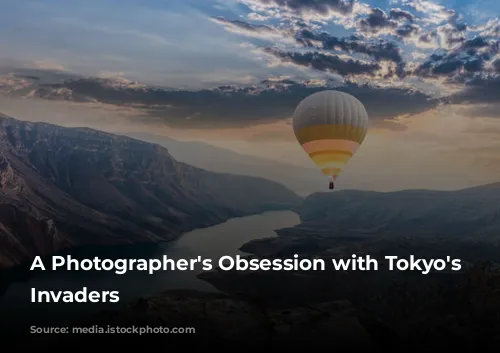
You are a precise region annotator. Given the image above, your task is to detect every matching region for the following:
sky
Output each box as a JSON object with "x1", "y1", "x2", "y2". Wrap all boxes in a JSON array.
[{"x1": 0, "y1": 0, "x2": 500, "y2": 191}]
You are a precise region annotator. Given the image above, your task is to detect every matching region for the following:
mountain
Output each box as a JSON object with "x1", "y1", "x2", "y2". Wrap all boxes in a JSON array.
[
  {"x1": 288, "y1": 185, "x2": 500, "y2": 238},
  {"x1": 125, "y1": 132, "x2": 326, "y2": 196},
  {"x1": 0, "y1": 113, "x2": 302, "y2": 269},
  {"x1": 41, "y1": 185, "x2": 500, "y2": 348},
  {"x1": 192, "y1": 186, "x2": 500, "y2": 348},
  {"x1": 238, "y1": 184, "x2": 500, "y2": 261},
  {"x1": 12, "y1": 188, "x2": 500, "y2": 349}
]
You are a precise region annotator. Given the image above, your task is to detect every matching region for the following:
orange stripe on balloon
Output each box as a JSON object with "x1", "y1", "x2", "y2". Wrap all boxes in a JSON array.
[
  {"x1": 315, "y1": 161, "x2": 347, "y2": 170},
  {"x1": 301, "y1": 139, "x2": 360, "y2": 155}
]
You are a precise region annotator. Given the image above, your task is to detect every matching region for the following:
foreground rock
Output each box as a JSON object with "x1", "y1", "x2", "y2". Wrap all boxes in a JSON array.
[
  {"x1": 18, "y1": 290, "x2": 374, "y2": 348},
  {"x1": 0, "y1": 113, "x2": 302, "y2": 269},
  {"x1": 18, "y1": 263, "x2": 500, "y2": 348},
  {"x1": 198, "y1": 262, "x2": 500, "y2": 347}
]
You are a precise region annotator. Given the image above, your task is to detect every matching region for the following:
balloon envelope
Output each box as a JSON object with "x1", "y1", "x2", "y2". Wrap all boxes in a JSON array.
[{"x1": 292, "y1": 90, "x2": 369, "y2": 180}]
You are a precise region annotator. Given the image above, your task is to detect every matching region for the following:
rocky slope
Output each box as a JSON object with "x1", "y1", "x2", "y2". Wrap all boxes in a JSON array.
[{"x1": 0, "y1": 113, "x2": 302, "y2": 269}]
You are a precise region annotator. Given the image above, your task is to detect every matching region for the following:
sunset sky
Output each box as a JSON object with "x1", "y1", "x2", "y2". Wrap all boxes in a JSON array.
[{"x1": 0, "y1": 0, "x2": 499, "y2": 191}]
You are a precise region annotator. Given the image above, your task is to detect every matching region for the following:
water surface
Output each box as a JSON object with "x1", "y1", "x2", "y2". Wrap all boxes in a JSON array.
[{"x1": 0, "y1": 211, "x2": 299, "y2": 330}]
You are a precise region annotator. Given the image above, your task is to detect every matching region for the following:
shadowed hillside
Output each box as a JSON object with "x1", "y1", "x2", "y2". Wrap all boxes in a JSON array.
[
  {"x1": 237, "y1": 185, "x2": 500, "y2": 261},
  {"x1": 183, "y1": 185, "x2": 500, "y2": 347},
  {"x1": 0, "y1": 113, "x2": 302, "y2": 269}
]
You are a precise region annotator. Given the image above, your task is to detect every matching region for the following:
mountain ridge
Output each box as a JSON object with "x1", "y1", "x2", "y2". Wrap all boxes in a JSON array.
[
  {"x1": 231, "y1": 181, "x2": 500, "y2": 262},
  {"x1": 0, "y1": 113, "x2": 302, "y2": 269}
]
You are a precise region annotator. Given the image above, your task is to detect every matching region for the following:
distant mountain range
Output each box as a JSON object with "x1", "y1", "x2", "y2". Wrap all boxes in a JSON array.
[
  {"x1": 0, "y1": 113, "x2": 302, "y2": 269},
  {"x1": 125, "y1": 132, "x2": 326, "y2": 196}
]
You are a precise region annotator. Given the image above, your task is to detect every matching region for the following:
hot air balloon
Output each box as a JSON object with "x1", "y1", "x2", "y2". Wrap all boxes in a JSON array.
[{"x1": 292, "y1": 90, "x2": 369, "y2": 190}]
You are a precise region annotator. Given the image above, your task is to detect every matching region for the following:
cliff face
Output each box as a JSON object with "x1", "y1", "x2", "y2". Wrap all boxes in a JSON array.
[{"x1": 0, "y1": 114, "x2": 302, "y2": 269}]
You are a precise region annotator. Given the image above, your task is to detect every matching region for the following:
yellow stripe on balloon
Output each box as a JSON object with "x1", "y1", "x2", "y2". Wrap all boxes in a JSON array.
[
  {"x1": 315, "y1": 160, "x2": 347, "y2": 169},
  {"x1": 301, "y1": 139, "x2": 360, "y2": 155},
  {"x1": 308, "y1": 150, "x2": 353, "y2": 158},
  {"x1": 294, "y1": 124, "x2": 367, "y2": 145}
]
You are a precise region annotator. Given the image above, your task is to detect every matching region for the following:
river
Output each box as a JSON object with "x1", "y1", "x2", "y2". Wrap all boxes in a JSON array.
[{"x1": 0, "y1": 211, "x2": 299, "y2": 331}]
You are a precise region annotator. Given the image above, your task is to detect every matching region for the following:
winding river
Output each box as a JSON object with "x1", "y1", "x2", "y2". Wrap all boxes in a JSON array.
[{"x1": 0, "y1": 211, "x2": 299, "y2": 330}]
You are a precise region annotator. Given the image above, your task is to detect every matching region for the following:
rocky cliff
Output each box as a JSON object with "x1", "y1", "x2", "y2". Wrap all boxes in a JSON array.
[{"x1": 0, "y1": 113, "x2": 302, "y2": 269}]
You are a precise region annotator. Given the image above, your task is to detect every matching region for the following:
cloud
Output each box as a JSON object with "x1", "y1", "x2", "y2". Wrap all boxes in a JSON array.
[
  {"x1": 3, "y1": 0, "x2": 500, "y2": 137},
  {"x1": 0, "y1": 67, "x2": 441, "y2": 129},
  {"x1": 0, "y1": 1, "x2": 283, "y2": 88},
  {"x1": 400, "y1": 0, "x2": 454, "y2": 25},
  {"x1": 208, "y1": 0, "x2": 500, "y2": 106},
  {"x1": 210, "y1": 16, "x2": 411, "y2": 83},
  {"x1": 32, "y1": 59, "x2": 66, "y2": 72},
  {"x1": 295, "y1": 29, "x2": 404, "y2": 64},
  {"x1": 3, "y1": 88, "x2": 499, "y2": 192},
  {"x1": 493, "y1": 58, "x2": 500, "y2": 72},
  {"x1": 417, "y1": 31, "x2": 439, "y2": 48},
  {"x1": 262, "y1": 47, "x2": 381, "y2": 76},
  {"x1": 211, "y1": 17, "x2": 406, "y2": 66},
  {"x1": 455, "y1": 103, "x2": 500, "y2": 118},
  {"x1": 240, "y1": 0, "x2": 356, "y2": 19},
  {"x1": 449, "y1": 75, "x2": 500, "y2": 105},
  {"x1": 395, "y1": 23, "x2": 420, "y2": 38},
  {"x1": 2, "y1": 0, "x2": 500, "y2": 193},
  {"x1": 210, "y1": 16, "x2": 289, "y2": 41},
  {"x1": 413, "y1": 34, "x2": 499, "y2": 82},
  {"x1": 358, "y1": 8, "x2": 399, "y2": 35},
  {"x1": 389, "y1": 8, "x2": 415, "y2": 23}
]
